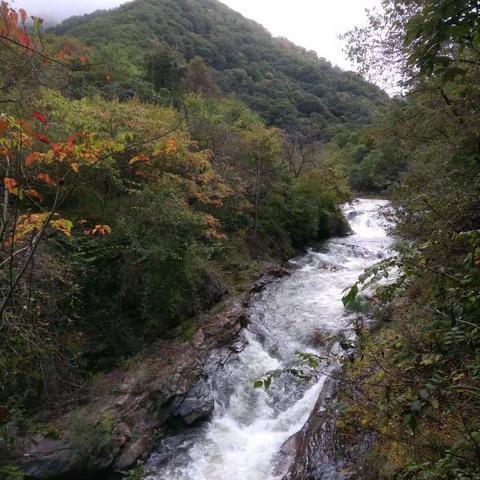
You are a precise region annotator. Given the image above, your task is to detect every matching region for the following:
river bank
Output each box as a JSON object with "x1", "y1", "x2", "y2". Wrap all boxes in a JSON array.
[
  {"x1": 5, "y1": 199, "x2": 386, "y2": 480},
  {"x1": 5, "y1": 264, "x2": 296, "y2": 479}
]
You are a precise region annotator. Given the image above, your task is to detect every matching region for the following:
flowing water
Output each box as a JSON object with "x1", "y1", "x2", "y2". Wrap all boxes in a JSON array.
[{"x1": 145, "y1": 198, "x2": 391, "y2": 480}]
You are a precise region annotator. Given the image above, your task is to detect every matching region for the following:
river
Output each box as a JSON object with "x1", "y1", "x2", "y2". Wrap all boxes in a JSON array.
[{"x1": 145, "y1": 198, "x2": 391, "y2": 480}]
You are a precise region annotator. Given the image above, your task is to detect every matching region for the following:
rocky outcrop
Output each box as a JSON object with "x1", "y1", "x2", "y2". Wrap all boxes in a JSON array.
[
  {"x1": 173, "y1": 378, "x2": 214, "y2": 426},
  {"x1": 249, "y1": 266, "x2": 291, "y2": 293},
  {"x1": 11, "y1": 298, "x2": 248, "y2": 479},
  {"x1": 274, "y1": 371, "x2": 343, "y2": 480}
]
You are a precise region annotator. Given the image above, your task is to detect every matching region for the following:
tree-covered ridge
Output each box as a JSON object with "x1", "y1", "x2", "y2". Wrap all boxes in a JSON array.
[
  {"x1": 53, "y1": 0, "x2": 388, "y2": 140},
  {"x1": 0, "y1": 2, "x2": 354, "y2": 461}
]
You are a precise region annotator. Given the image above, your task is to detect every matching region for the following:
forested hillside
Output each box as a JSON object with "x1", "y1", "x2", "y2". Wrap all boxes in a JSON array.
[{"x1": 52, "y1": 0, "x2": 387, "y2": 141}]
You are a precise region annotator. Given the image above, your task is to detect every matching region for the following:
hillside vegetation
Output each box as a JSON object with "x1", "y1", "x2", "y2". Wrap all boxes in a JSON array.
[
  {"x1": 336, "y1": 1, "x2": 480, "y2": 478},
  {"x1": 0, "y1": 2, "x2": 380, "y2": 471},
  {"x1": 53, "y1": 0, "x2": 387, "y2": 142}
]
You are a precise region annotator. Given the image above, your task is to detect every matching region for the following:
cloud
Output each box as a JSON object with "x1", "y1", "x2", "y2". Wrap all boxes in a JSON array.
[{"x1": 12, "y1": 0, "x2": 127, "y2": 24}]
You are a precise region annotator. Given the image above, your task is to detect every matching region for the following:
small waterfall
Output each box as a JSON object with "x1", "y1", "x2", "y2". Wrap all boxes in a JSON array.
[{"x1": 145, "y1": 198, "x2": 392, "y2": 480}]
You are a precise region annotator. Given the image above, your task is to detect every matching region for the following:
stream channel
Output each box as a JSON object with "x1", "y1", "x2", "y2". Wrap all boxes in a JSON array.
[{"x1": 145, "y1": 198, "x2": 391, "y2": 480}]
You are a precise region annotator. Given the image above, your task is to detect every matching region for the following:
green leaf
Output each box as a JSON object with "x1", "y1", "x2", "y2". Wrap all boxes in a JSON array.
[
  {"x1": 33, "y1": 16, "x2": 43, "y2": 36},
  {"x1": 419, "y1": 389, "x2": 429, "y2": 400},
  {"x1": 403, "y1": 412, "x2": 418, "y2": 433},
  {"x1": 10, "y1": 187, "x2": 24, "y2": 200},
  {"x1": 342, "y1": 283, "x2": 358, "y2": 307},
  {"x1": 441, "y1": 66, "x2": 467, "y2": 82}
]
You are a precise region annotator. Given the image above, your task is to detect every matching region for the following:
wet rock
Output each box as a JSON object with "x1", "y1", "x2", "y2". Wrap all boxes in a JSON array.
[
  {"x1": 230, "y1": 332, "x2": 247, "y2": 353},
  {"x1": 279, "y1": 373, "x2": 343, "y2": 480},
  {"x1": 250, "y1": 266, "x2": 291, "y2": 293},
  {"x1": 272, "y1": 433, "x2": 300, "y2": 478},
  {"x1": 264, "y1": 266, "x2": 291, "y2": 278},
  {"x1": 146, "y1": 432, "x2": 199, "y2": 470},
  {"x1": 174, "y1": 378, "x2": 214, "y2": 425},
  {"x1": 114, "y1": 435, "x2": 149, "y2": 471}
]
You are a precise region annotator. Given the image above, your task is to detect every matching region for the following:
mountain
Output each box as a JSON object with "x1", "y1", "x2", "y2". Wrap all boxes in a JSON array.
[{"x1": 53, "y1": 0, "x2": 388, "y2": 141}]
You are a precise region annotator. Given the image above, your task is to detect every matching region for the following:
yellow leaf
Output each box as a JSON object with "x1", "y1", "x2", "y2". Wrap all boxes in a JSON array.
[{"x1": 50, "y1": 218, "x2": 73, "y2": 237}]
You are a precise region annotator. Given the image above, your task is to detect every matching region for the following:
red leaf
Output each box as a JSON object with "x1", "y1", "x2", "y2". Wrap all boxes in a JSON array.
[
  {"x1": 19, "y1": 8, "x2": 27, "y2": 23},
  {"x1": 32, "y1": 111, "x2": 47, "y2": 125},
  {"x1": 17, "y1": 30, "x2": 31, "y2": 47},
  {"x1": 37, "y1": 173, "x2": 56, "y2": 186},
  {"x1": 26, "y1": 188, "x2": 42, "y2": 202},
  {"x1": 35, "y1": 133, "x2": 50, "y2": 144},
  {"x1": 0, "y1": 120, "x2": 8, "y2": 136},
  {"x1": 67, "y1": 135, "x2": 76, "y2": 146}
]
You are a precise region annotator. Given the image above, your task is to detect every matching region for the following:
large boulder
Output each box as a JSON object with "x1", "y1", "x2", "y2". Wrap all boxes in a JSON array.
[{"x1": 174, "y1": 378, "x2": 214, "y2": 425}]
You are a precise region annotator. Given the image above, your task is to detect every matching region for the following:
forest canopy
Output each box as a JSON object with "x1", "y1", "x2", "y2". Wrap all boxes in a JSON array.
[{"x1": 52, "y1": 0, "x2": 388, "y2": 141}]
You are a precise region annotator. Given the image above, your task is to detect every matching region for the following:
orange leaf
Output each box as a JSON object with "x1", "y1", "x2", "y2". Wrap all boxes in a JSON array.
[
  {"x1": 85, "y1": 224, "x2": 112, "y2": 237},
  {"x1": 25, "y1": 152, "x2": 41, "y2": 166},
  {"x1": 128, "y1": 154, "x2": 149, "y2": 165},
  {"x1": 26, "y1": 188, "x2": 42, "y2": 202},
  {"x1": 32, "y1": 111, "x2": 48, "y2": 125},
  {"x1": 37, "y1": 173, "x2": 56, "y2": 186},
  {"x1": 51, "y1": 143, "x2": 62, "y2": 155},
  {"x1": 3, "y1": 177, "x2": 17, "y2": 192},
  {"x1": 164, "y1": 138, "x2": 178, "y2": 155},
  {"x1": 10, "y1": 11, "x2": 19, "y2": 26},
  {"x1": 17, "y1": 119, "x2": 33, "y2": 134},
  {"x1": 71, "y1": 163, "x2": 79, "y2": 173}
]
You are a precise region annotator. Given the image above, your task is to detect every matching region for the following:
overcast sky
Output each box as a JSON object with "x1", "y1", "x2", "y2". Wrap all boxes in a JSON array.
[{"x1": 12, "y1": 0, "x2": 381, "y2": 70}]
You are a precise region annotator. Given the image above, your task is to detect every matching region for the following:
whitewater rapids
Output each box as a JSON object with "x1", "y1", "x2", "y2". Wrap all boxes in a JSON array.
[{"x1": 145, "y1": 198, "x2": 391, "y2": 480}]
